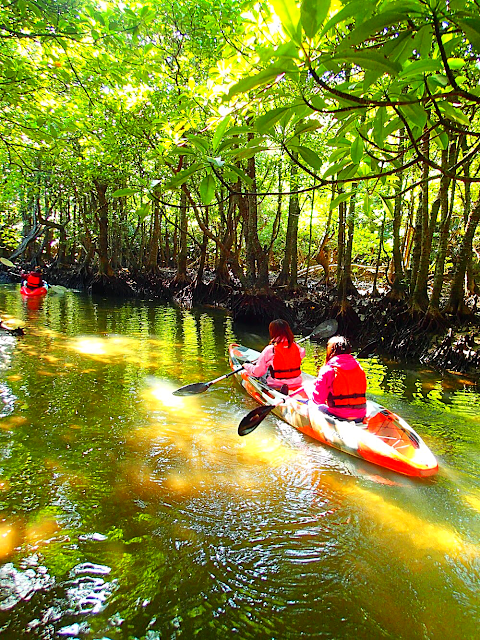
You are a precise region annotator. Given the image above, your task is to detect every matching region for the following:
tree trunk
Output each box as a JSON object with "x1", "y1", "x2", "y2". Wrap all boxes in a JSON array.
[
  {"x1": 428, "y1": 145, "x2": 454, "y2": 313},
  {"x1": 93, "y1": 180, "x2": 114, "y2": 276},
  {"x1": 445, "y1": 196, "x2": 480, "y2": 315},
  {"x1": 372, "y1": 213, "x2": 386, "y2": 295},
  {"x1": 388, "y1": 131, "x2": 406, "y2": 298},
  {"x1": 276, "y1": 155, "x2": 300, "y2": 290},
  {"x1": 174, "y1": 189, "x2": 190, "y2": 284},
  {"x1": 339, "y1": 184, "x2": 358, "y2": 296},
  {"x1": 195, "y1": 205, "x2": 209, "y2": 288},
  {"x1": 336, "y1": 189, "x2": 347, "y2": 304},
  {"x1": 146, "y1": 201, "x2": 161, "y2": 273},
  {"x1": 411, "y1": 134, "x2": 432, "y2": 310}
]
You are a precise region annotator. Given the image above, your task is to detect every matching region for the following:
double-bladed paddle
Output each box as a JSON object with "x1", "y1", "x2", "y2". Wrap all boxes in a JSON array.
[{"x1": 172, "y1": 318, "x2": 338, "y2": 397}]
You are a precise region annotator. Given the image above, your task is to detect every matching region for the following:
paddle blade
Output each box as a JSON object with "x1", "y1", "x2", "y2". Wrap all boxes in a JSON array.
[
  {"x1": 238, "y1": 404, "x2": 275, "y2": 436},
  {"x1": 49, "y1": 284, "x2": 68, "y2": 292},
  {"x1": 49, "y1": 285, "x2": 65, "y2": 294},
  {"x1": 173, "y1": 382, "x2": 210, "y2": 396},
  {"x1": 314, "y1": 318, "x2": 338, "y2": 339},
  {"x1": 0, "y1": 257, "x2": 15, "y2": 268}
]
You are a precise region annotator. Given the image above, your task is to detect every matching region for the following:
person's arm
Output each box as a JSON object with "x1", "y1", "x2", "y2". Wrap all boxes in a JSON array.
[
  {"x1": 243, "y1": 345, "x2": 273, "y2": 377},
  {"x1": 298, "y1": 345, "x2": 306, "y2": 360},
  {"x1": 310, "y1": 365, "x2": 335, "y2": 404}
]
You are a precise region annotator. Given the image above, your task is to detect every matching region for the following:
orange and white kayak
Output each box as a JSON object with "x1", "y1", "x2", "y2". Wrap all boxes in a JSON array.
[{"x1": 229, "y1": 343, "x2": 438, "y2": 477}]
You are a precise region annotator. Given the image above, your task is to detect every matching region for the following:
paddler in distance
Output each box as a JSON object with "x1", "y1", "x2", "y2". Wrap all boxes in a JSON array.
[{"x1": 22, "y1": 267, "x2": 45, "y2": 291}]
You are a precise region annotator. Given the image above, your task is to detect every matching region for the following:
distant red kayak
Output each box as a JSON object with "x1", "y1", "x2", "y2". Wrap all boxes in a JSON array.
[{"x1": 20, "y1": 284, "x2": 48, "y2": 297}]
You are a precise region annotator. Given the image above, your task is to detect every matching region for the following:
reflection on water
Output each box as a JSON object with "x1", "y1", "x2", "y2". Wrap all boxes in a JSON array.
[{"x1": 0, "y1": 285, "x2": 478, "y2": 639}]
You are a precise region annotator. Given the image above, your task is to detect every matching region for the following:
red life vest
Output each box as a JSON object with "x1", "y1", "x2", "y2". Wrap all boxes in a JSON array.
[
  {"x1": 270, "y1": 342, "x2": 301, "y2": 379},
  {"x1": 26, "y1": 272, "x2": 42, "y2": 289},
  {"x1": 328, "y1": 361, "x2": 367, "y2": 409}
]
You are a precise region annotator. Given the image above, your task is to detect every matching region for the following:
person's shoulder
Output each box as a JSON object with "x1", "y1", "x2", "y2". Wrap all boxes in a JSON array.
[{"x1": 318, "y1": 362, "x2": 333, "y2": 375}]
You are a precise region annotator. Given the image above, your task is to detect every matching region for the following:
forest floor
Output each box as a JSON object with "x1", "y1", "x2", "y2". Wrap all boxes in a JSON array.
[{"x1": 2, "y1": 264, "x2": 480, "y2": 378}]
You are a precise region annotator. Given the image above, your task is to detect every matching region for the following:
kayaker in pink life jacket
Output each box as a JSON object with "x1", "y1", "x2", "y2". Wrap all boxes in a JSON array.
[
  {"x1": 243, "y1": 319, "x2": 306, "y2": 391},
  {"x1": 307, "y1": 335, "x2": 367, "y2": 421}
]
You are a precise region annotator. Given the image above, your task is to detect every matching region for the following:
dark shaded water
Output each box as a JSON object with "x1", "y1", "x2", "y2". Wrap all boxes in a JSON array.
[{"x1": 0, "y1": 286, "x2": 478, "y2": 639}]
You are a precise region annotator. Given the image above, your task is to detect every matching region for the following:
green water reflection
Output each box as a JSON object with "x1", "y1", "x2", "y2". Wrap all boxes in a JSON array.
[{"x1": 0, "y1": 285, "x2": 478, "y2": 639}]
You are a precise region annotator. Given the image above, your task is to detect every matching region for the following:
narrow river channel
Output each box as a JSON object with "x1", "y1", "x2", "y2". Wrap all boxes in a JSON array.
[{"x1": 0, "y1": 286, "x2": 478, "y2": 639}]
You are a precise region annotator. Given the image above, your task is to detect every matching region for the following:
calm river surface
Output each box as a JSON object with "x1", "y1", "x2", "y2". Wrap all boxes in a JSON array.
[{"x1": 0, "y1": 286, "x2": 478, "y2": 639}]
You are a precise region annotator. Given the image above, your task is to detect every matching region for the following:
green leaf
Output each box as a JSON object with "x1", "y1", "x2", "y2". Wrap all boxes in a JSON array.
[
  {"x1": 457, "y1": 18, "x2": 480, "y2": 53},
  {"x1": 363, "y1": 193, "x2": 370, "y2": 215},
  {"x1": 426, "y1": 74, "x2": 449, "y2": 89},
  {"x1": 437, "y1": 101, "x2": 470, "y2": 127},
  {"x1": 186, "y1": 135, "x2": 210, "y2": 153},
  {"x1": 437, "y1": 132, "x2": 449, "y2": 150},
  {"x1": 271, "y1": 0, "x2": 301, "y2": 42},
  {"x1": 338, "y1": 163, "x2": 359, "y2": 180},
  {"x1": 334, "y1": 52, "x2": 402, "y2": 75},
  {"x1": 234, "y1": 146, "x2": 268, "y2": 160},
  {"x1": 301, "y1": 0, "x2": 330, "y2": 40},
  {"x1": 328, "y1": 147, "x2": 348, "y2": 163},
  {"x1": 338, "y1": 12, "x2": 408, "y2": 52},
  {"x1": 379, "y1": 195, "x2": 394, "y2": 217},
  {"x1": 410, "y1": 25, "x2": 432, "y2": 59},
  {"x1": 350, "y1": 136, "x2": 364, "y2": 165},
  {"x1": 399, "y1": 58, "x2": 442, "y2": 78},
  {"x1": 212, "y1": 115, "x2": 231, "y2": 151},
  {"x1": 224, "y1": 126, "x2": 252, "y2": 135},
  {"x1": 227, "y1": 67, "x2": 286, "y2": 99},
  {"x1": 329, "y1": 191, "x2": 351, "y2": 210},
  {"x1": 199, "y1": 174, "x2": 216, "y2": 205},
  {"x1": 167, "y1": 163, "x2": 203, "y2": 188},
  {"x1": 377, "y1": 30, "x2": 412, "y2": 65},
  {"x1": 272, "y1": 41, "x2": 301, "y2": 60},
  {"x1": 399, "y1": 103, "x2": 427, "y2": 130},
  {"x1": 320, "y1": 0, "x2": 365, "y2": 37},
  {"x1": 137, "y1": 204, "x2": 151, "y2": 221},
  {"x1": 255, "y1": 107, "x2": 289, "y2": 133},
  {"x1": 112, "y1": 187, "x2": 139, "y2": 197},
  {"x1": 296, "y1": 145, "x2": 323, "y2": 169},
  {"x1": 383, "y1": 117, "x2": 403, "y2": 138},
  {"x1": 373, "y1": 107, "x2": 387, "y2": 147},
  {"x1": 294, "y1": 118, "x2": 322, "y2": 135},
  {"x1": 224, "y1": 163, "x2": 254, "y2": 186},
  {"x1": 447, "y1": 58, "x2": 465, "y2": 70},
  {"x1": 323, "y1": 158, "x2": 349, "y2": 179}
]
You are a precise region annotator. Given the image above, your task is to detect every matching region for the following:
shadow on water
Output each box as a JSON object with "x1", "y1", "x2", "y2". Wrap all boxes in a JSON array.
[{"x1": 0, "y1": 286, "x2": 478, "y2": 639}]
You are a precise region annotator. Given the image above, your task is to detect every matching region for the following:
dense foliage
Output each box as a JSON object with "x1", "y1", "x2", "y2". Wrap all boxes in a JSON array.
[{"x1": 1, "y1": 0, "x2": 480, "y2": 318}]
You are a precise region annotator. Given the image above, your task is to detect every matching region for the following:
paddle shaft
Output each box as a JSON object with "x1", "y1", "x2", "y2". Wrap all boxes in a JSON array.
[
  {"x1": 209, "y1": 366, "x2": 245, "y2": 386},
  {"x1": 173, "y1": 318, "x2": 337, "y2": 396}
]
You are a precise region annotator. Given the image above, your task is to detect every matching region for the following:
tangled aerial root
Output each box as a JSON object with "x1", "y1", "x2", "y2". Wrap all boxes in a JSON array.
[{"x1": 231, "y1": 293, "x2": 294, "y2": 326}]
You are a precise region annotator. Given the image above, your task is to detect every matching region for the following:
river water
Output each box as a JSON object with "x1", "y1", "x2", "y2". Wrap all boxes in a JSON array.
[{"x1": 0, "y1": 286, "x2": 478, "y2": 639}]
